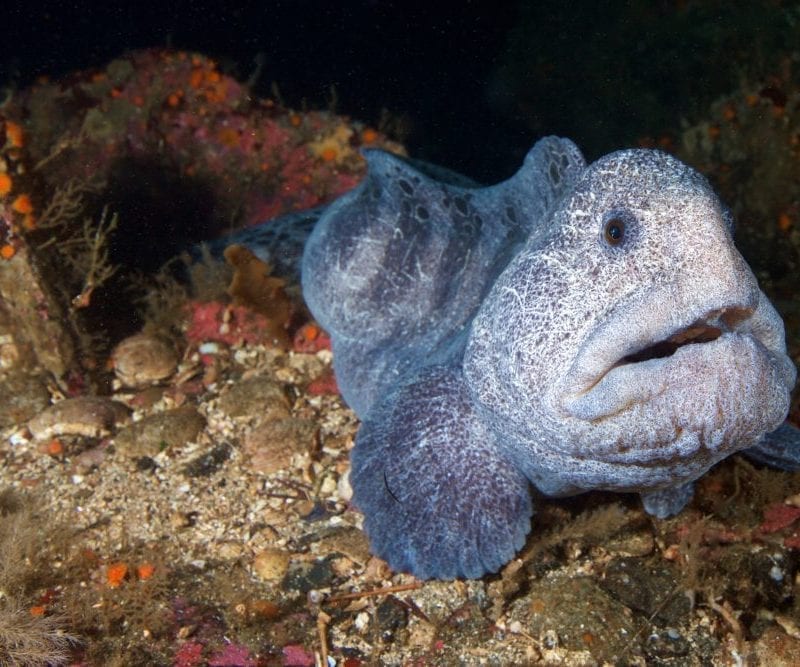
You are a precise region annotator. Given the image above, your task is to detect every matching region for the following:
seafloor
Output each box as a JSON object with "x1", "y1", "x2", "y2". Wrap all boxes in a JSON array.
[{"x1": 0, "y1": 50, "x2": 799, "y2": 666}]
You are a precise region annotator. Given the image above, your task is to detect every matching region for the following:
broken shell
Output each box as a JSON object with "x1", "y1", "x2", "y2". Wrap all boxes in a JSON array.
[{"x1": 28, "y1": 397, "x2": 131, "y2": 440}]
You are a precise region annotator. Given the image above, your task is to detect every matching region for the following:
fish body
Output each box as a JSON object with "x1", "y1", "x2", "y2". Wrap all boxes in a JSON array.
[{"x1": 241, "y1": 137, "x2": 799, "y2": 579}]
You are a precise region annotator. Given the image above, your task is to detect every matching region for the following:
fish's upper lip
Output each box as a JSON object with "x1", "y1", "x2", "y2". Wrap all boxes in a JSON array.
[
  {"x1": 560, "y1": 292, "x2": 758, "y2": 409},
  {"x1": 582, "y1": 308, "x2": 749, "y2": 393}
]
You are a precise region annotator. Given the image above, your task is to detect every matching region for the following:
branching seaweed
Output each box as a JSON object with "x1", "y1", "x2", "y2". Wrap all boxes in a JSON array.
[
  {"x1": 0, "y1": 490, "x2": 79, "y2": 665},
  {"x1": 0, "y1": 489, "x2": 42, "y2": 597},
  {"x1": 0, "y1": 600, "x2": 78, "y2": 667},
  {"x1": 35, "y1": 180, "x2": 94, "y2": 233},
  {"x1": 132, "y1": 247, "x2": 233, "y2": 336},
  {"x1": 32, "y1": 126, "x2": 89, "y2": 173},
  {"x1": 32, "y1": 177, "x2": 117, "y2": 312},
  {"x1": 59, "y1": 205, "x2": 119, "y2": 309}
]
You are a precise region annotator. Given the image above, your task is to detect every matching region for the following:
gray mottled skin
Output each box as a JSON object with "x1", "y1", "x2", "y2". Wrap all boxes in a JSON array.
[{"x1": 236, "y1": 137, "x2": 799, "y2": 579}]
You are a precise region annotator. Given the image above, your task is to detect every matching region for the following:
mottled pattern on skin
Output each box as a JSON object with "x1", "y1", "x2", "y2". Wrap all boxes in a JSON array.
[
  {"x1": 350, "y1": 365, "x2": 532, "y2": 579},
  {"x1": 197, "y1": 159, "x2": 485, "y2": 283},
  {"x1": 230, "y1": 137, "x2": 799, "y2": 579},
  {"x1": 302, "y1": 139, "x2": 585, "y2": 416},
  {"x1": 463, "y1": 149, "x2": 795, "y2": 502}
]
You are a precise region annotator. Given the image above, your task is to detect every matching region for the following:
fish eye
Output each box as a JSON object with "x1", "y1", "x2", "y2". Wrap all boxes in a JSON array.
[{"x1": 603, "y1": 216, "x2": 625, "y2": 246}]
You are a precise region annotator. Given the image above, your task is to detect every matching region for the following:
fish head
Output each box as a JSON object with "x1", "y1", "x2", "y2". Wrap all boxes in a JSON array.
[{"x1": 464, "y1": 149, "x2": 796, "y2": 491}]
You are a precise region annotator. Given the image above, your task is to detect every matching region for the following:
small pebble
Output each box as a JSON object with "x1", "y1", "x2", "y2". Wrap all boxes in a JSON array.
[
  {"x1": 112, "y1": 332, "x2": 178, "y2": 388},
  {"x1": 198, "y1": 342, "x2": 220, "y2": 355},
  {"x1": 354, "y1": 611, "x2": 370, "y2": 632},
  {"x1": 337, "y1": 470, "x2": 353, "y2": 502},
  {"x1": 253, "y1": 548, "x2": 290, "y2": 581},
  {"x1": 135, "y1": 456, "x2": 158, "y2": 472},
  {"x1": 218, "y1": 542, "x2": 244, "y2": 559},
  {"x1": 183, "y1": 442, "x2": 231, "y2": 477}
]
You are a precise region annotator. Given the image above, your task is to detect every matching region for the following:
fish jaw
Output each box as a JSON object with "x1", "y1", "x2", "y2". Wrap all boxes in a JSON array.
[{"x1": 558, "y1": 288, "x2": 796, "y2": 463}]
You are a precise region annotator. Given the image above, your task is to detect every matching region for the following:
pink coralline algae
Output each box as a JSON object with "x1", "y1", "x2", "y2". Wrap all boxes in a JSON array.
[
  {"x1": 173, "y1": 641, "x2": 204, "y2": 667},
  {"x1": 281, "y1": 644, "x2": 315, "y2": 667},
  {"x1": 306, "y1": 369, "x2": 339, "y2": 396},
  {"x1": 184, "y1": 301, "x2": 281, "y2": 347},
  {"x1": 6, "y1": 48, "x2": 404, "y2": 241},
  {"x1": 207, "y1": 642, "x2": 257, "y2": 667},
  {"x1": 758, "y1": 503, "x2": 800, "y2": 534}
]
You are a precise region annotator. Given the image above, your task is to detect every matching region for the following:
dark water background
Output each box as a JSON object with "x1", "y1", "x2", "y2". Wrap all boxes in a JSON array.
[{"x1": 3, "y1": 1, "x2": 798, "y2": 181}]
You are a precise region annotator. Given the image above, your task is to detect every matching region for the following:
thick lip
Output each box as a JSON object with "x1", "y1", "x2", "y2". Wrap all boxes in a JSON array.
[
  {"x1": 558, "y1": 291, "x2": 760, "y2": 420},
  {"x1": 585, "y1": 306, "x2": 755, "y2": 393}
]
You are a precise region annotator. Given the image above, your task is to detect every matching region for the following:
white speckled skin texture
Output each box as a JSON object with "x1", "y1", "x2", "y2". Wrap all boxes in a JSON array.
[
  {"x1": 464, "y1": 149, "x2": 794, "y2": 495},
  {"x1": 299, "y1": 138, "x2": 798, "y2": 579}
]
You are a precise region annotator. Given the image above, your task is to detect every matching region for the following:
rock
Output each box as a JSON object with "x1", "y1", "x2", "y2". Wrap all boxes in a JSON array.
[
  {"x1": 317, "y1": 527, "x2": 372, "y2": 566},
  {"x1": 750, "y1": 625, "x2": 800, "y2": 666},
  {"x1": 216, "y1": 376, "x2": 290, "y2": 422},
  {"x1": 28, "y1": 396, "x2": 131, "y2": 440},
  {"x1": 113, "y1": 405, "x2": 205, "y2": 457},
  {"x1": 281, "y1": 557, "x2": 336, "y2": 593},
  {"x1": 602, "y1": 529, "x2": 655, "y2": 558},
  {"x1": 134, "y1": 455, "x2": 158, "y2": 472},
  {"x1": 218, "y1": 375, "x2": 289, "y2": 420},
  {"x1": 112, "y1": 333, "x2": 178, "y2": 387},
  {"x1": 243, "y1": 417, "x2": 317, "y2": 474},
  {"x1": 0, "y1": 246, "x2": 76, "y2": 379},
  {"x1": 644, "y1": 628, "x2": 692, "y2": 660},
  {"x1": 717, "y1": 544, "x2": 798, "y2": 611},
  {"x1": 509, "y1": 572, "x2": 644, "y2": 663},
  {"x1": 376, "y1": 598, "x2": 408, "y2": 640},
  {"x1": 336, "y1": 470, "x2": 353, "y2": 503},
  {"x1": 252, "y1": 548, "x2": 290, "y2": 582},
  {"x1": 0, "y1": 373, "x2": 50, "y2": 429}
]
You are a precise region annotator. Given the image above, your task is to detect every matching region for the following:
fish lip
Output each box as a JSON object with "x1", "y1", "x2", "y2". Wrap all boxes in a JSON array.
[
  {"x1": 587, "y1": 309, "x2": 747, "y2": 391},
  {"x1": 560, "y1": 301, "x2": 757, "y2": 412}
]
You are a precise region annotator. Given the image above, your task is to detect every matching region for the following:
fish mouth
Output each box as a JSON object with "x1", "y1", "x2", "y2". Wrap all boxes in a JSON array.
[
  {"x1": 560, "y1": 303, "x2": 761, "y2": 421},
  {"x1": 612, "y1": 308, "x2": 736, "y2": 368}
]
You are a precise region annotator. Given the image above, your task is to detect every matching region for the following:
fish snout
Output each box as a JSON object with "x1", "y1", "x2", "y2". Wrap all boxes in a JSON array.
[{"x1": 681, "y1": 226, "x2": 761, "y2": 314}]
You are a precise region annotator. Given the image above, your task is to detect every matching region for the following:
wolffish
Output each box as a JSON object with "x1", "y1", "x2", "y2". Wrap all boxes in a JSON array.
[{"x1": 241, "y1": 137, "x2": 800, "y2": 579}]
